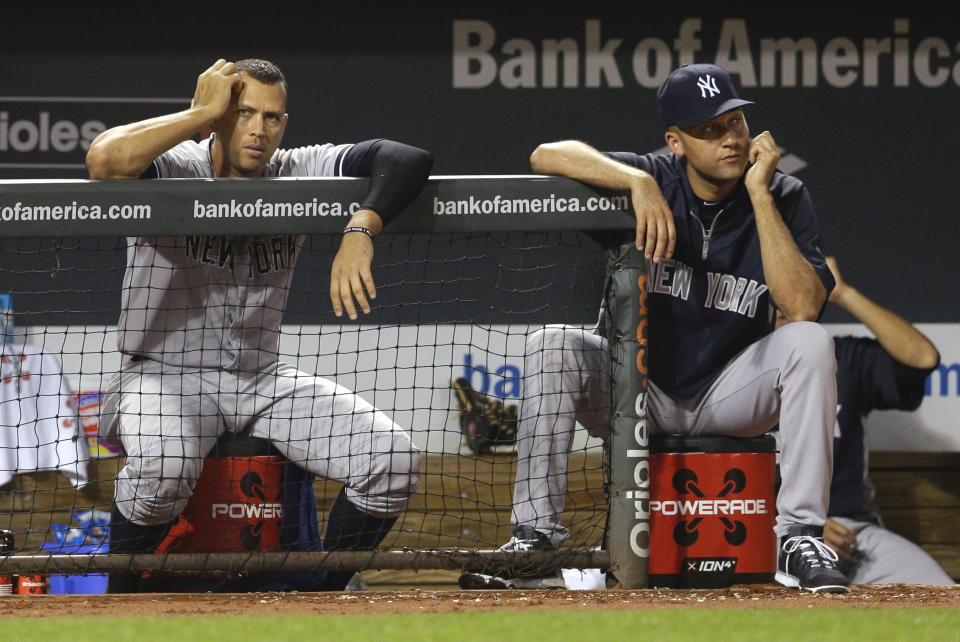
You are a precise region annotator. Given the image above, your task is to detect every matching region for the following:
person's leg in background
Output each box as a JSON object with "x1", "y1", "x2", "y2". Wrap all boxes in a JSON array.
[{"x1": 511, "y1": 326, "x2": 609, "y2": 547}]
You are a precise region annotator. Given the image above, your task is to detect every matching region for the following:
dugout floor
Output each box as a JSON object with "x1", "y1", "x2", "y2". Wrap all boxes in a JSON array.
[{"x1": 1, "y1": 585, "x2": 959, "y2": 618}]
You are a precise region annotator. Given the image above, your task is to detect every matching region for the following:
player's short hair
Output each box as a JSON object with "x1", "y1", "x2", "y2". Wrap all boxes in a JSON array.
[{"x1": 235, "y1": 59, "x2": 288, "y2": 94}]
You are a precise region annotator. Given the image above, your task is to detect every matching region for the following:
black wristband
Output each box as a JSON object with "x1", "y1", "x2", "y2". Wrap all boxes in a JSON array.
[{"x1": 343, "y1": 226, "x2": 375, "y2": 240}]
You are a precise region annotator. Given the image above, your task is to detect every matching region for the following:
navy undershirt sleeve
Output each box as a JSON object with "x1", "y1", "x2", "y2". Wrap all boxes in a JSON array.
[
  {"x1": 139, "y1": 161, "x2": 159, "y2": 179},
  {"x1": 603, "y1": 151, "x2": 657, "y2": 176},
  {"x1": 841, "y1": 336, "x2": 935, "y2": 412},
  {"x1": 336, "y1": 139, "x2": 433, "y2": 226}
]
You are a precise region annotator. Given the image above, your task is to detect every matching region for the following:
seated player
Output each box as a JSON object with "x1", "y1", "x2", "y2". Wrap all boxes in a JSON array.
[
  {"x1": 86, "y1": 58, "x2": 433, "y2": 592},
  {"x1": 818, "y1": 257, "x2": 953, "y2": 585},
  {"x1": 460, "y1": 63, "x2": 848, "y2": 593}
]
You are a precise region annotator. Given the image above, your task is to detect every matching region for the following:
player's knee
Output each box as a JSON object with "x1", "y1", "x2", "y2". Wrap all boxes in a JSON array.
[
  {"x1": 526, "y1": 325, "x2": 579, "y2": 354},
  {"x1": 386, "y1": 431, "x2": 421, "y2": 496},
  {"x1": 358, "y1": 440, "x2": 421, "y2": 513},
  {"x1": 525, "y1": 326, "x2": 585, "y2": 383},
  {"x1": 117, "y1": 457, "x2": 203, "y2": 526},
  {"x1": 524, "y1": 327, "x2": 550, "y2": 362},
  {"x1": 776, "y1": 321, "x2": 836, "y2": 367},
  {"x1": 118, "y1": 481, "x2": 191, "y2": 526},
  {"x1": 389, "y1": 448, "x2": 421, "y2": 498},
  {"x1": 378, "y1": 422, "x2": 420, "y2": 471}
]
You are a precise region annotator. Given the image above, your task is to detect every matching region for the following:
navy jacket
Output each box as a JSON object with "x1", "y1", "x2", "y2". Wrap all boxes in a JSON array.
[
  {"x1": 829, "y1": 336, "x2": 937, "y2": 520},
  {"x1": 604, "y1": 152, "x2": 834, "y2": 399}
]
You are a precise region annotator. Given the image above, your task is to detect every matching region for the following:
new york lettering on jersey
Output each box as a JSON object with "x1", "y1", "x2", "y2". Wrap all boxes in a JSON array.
[
  {"x1": 629, "y1": 152, "x2": 804, "y2": 399},
  {"x1": 646, "y1": 258, "x2": 768, "y2": 320},
  {"x1": 183, "y1": 234, "x2": 300, "y2": 277}
]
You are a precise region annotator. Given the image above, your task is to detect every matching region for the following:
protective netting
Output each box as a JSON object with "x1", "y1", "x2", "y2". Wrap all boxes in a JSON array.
[{"x1": 0, "y1": 228, "x2": 617, "y2": 584}]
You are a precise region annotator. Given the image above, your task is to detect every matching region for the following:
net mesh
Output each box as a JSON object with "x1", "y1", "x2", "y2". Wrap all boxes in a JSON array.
[{"x1": 0, "y1": 230, "x2": 613, "y2": 585}]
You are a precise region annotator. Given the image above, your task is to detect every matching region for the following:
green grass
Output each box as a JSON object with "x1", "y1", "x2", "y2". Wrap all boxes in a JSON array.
[{"x1": 5, "y1": 609, "x2": 960, "y2": 641}]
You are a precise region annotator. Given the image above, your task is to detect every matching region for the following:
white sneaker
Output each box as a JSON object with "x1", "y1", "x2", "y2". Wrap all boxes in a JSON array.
[
  {"x1": 774, "y1": 525, "x2": 851, "y2": 593},
  {"x1": 458, "y1": 526, "x2": 565, "y2": 590}
]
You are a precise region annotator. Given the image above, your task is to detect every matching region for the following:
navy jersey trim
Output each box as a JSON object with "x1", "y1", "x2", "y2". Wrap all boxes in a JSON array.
[{"x1": 139, "y1": 160, "x2": 159, "y2": 180}]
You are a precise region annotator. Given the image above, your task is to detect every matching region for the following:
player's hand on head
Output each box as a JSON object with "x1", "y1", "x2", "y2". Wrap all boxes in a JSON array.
[
  {"x1": 745, "y1": 131, "x2": 780, "y2": 197},
  {"x1": 631, "y1": 176, "x2": 676, "y2": 263},
  {"x1": 191, "y1": 59, "x2": 242, "y2": 123},
  {"x1": 330, "y1": 232, "x2": 377, "y2": 320}
]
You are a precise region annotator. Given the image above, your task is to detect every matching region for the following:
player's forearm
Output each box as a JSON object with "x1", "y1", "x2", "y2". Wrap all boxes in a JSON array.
[
  {"x1": 530, "y1": 140, "x2": 650, "y2": 192},
  {"x1": 345, "y1": 209, "x2": 384, "y2": 235},
  {"x1": 86, "y1": 107, "x2": 217, "y2": 180},
  {"x1": 833, "y1": 286, "x2": 940, "y2": 369},
  {"x1": 752, "y1": 193, "x2": 826, "y2": 321}
]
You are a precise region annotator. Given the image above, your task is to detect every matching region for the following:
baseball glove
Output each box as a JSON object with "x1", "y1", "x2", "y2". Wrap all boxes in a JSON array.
[{"x1": 451, "y1": 377, "x2": 519, "y2": 454}]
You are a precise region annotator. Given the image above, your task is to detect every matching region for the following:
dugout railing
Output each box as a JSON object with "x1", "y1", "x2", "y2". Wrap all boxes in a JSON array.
[{"x1": 0, "y1": 176, "x2": 652, "y2": 586}]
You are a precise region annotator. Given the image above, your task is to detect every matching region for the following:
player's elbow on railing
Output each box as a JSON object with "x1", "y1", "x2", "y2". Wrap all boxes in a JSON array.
[
  {"x1": 410, "y1": 146, "x2": 434, "y2": 177},
  {"x1": 406, "y1": 146, "x2": 435, "y2": 190},
  {"x1": 85, "y1": 139, "x2": 138, "y2": 181},
  {"x1": 529, "y1": 141, "x2": 584, "y2": 176},
  {"x1": 529, "y1": 144, "x2": 552, "y2": 174}
]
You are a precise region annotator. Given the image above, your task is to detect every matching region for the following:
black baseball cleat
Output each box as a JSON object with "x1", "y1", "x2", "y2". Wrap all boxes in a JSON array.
[
  {"x1": 458, "y1": 526, "x2": 566, "y2": 590},
  {"x1": 775, "y1": 524, "x2": 851, "y2": 593}
]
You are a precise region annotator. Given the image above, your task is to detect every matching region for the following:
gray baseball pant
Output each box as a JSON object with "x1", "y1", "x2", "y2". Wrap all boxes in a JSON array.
[
  {"x1": 832, "y1": 516, "x2": 954, "y2": 585},
  {"x1": 512, "y1": 321, "x2": 837, "y2": 546},
  {"x1": 109, "y1": 359, "x2": 420, "y2": 526}
]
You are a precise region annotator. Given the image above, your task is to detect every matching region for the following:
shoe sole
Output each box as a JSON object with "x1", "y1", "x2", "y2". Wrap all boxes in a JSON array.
[
  {"x1": 511, "y1": 576, "x2": 566, "y2": 590},
  {"x1": 775, "y1": 571, "x2": 851, "y2": 594},
  {"x1": 458, "y1": 572, "x2": 566, "y2": 590},
  {"x1": 458, "y1": 573, "x2": 515, "y2": 590}
]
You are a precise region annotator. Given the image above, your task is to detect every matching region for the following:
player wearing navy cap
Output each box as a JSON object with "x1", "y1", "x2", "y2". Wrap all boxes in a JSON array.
[
  {"x1": 818, "y1": 257, "x2": 952, "y2": 585},
  {"x1": 86, "y1": 58, "x2": 432, "y2": 592},
  {"x1": 460, "y1": 63, "x2": 847, "y2": 592}
]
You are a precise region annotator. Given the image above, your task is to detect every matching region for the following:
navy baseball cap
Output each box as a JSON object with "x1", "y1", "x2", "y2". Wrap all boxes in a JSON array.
[{"x1": 657, "y1": 64, "x2": 753, "y2": 128}]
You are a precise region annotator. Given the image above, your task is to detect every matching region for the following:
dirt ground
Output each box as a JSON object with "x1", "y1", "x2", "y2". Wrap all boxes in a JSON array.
[{"x1": 2, "y1": 584, "x2": 959, "y2": 618}]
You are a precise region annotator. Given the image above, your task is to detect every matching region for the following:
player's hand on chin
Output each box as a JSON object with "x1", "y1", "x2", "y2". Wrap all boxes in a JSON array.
[
  {"x1": 330, "y1": 232, "x2": 377, "y2": 320},
  {"x1": 745, "y1": 131, "x2": 780, "y2": 197}
]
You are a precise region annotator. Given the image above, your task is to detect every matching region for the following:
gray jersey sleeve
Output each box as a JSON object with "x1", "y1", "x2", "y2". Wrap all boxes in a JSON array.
[
  {"x1": 121, "y1": 136, "x2": 359, "y2": 371},
  {"x1": 148, "y1": 136, "x2": 353, "y2": 179},
  {"x1": 151, "y1": 139, "x2": 216, "y2": 178},
  {"x1": 269, "y1": 143, "x2": 354, "y2": 177}
]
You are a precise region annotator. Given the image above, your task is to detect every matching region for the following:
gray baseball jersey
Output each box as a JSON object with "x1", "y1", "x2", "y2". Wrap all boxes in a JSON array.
[
  {"x1": 117, "y1": 135, "x2": 354, "y2": 372},
  {"x1": 105, "y1": 135, "x2": 420, "y2": 526}
]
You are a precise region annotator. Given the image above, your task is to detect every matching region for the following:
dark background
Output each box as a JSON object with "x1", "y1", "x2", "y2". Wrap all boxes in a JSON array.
[{"x1": 2, "y1": 7, "x2": 956, "y2": 324}]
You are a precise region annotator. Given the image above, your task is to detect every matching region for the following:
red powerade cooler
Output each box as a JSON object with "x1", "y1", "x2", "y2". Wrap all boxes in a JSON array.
[
  {"x1": 141, "y1": 432, "x2": 324, "y2": 593},
  {"x1": 648, "y1": 434, "x2": 777, "y2": 588},
  {"x1": 165, "y1": 433, "x2": 286, "y2": 554}
]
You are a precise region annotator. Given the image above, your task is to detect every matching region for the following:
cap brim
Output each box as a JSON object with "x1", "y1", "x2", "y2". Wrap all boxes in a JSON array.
[{"x1": 674, "y1": 99, "x2": 754, "y2": 128}]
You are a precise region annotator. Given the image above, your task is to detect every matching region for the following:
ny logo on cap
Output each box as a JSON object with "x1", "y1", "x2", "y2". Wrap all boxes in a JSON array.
[{"x1": 697, "y1": 74, "x2": 720, "y2": 99}]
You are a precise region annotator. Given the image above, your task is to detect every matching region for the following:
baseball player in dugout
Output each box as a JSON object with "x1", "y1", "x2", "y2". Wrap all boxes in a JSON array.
[
  {"x1": 85, "y1": 58, "x2": 433, "y2": 592},
  {"x1": 815, "y1": 256, "x2": 953, "y2": 585},
  {"x1": 460, "y1": 63, "x2": 847, "y2": 593}
]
